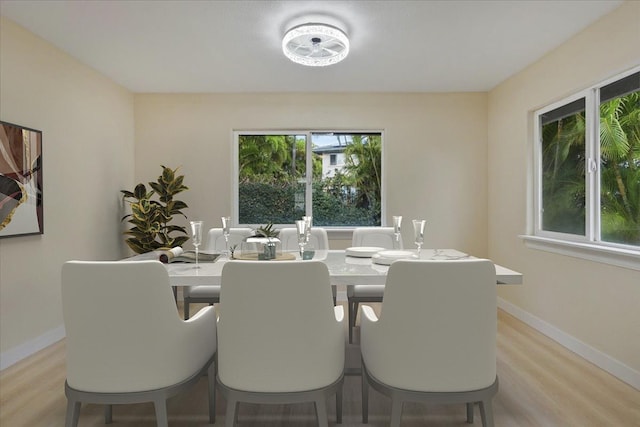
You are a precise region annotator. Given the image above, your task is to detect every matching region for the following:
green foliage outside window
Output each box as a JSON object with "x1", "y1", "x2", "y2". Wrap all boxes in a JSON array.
[
  {"x1": 238, "y1": 179, "x2": 379, "y2": 226},
  {"x1": 542, "y1": 91, "x2": 639, "y2": 245},
  {"x1": 599, "y1": 92, "x2": 640, "y2": 244},
  {"x1": 541, "y1": 109, "x2": 586, "y2": 236},
  {"x1": 238, "y1": 133, "x2": 382, "y2": 226}
]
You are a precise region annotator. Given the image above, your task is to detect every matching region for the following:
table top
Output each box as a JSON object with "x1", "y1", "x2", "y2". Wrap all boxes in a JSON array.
[{"x1": 162, "y1": 249, "x2": 523, "y2": 286}]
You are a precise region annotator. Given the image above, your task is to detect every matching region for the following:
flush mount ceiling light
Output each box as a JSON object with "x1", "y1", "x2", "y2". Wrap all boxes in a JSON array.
[{"x1": 282, "y1": 23, "x2": 350, "y2": 67}]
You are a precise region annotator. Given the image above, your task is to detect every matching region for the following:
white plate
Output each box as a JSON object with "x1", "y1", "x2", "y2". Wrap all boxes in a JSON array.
[
  {"x1": 372, "y1": 250, "x2": 418, "y2": 265},
  {"x1": 345, "y1": 246, "x2": 385, "y2": 258}
]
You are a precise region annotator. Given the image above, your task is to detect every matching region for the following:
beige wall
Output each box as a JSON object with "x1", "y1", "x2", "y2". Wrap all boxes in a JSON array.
[
  {"x1": 0, "y1": 17, "x2": 135, "y2": 359},
  {"x1": 134, "y1": 92, "x2": 489, "y2": 253},
  {"x1": 488, "y1": 1, "x2": 640, "y2": 374}
]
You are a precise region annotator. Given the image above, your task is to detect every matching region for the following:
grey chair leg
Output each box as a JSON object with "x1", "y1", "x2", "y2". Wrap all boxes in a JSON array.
[
  {"x1": 336, "y1": 384, "x2": 343, "y2": 424},
  {"x1": 361, "y1": 363, "x2": 369, "y2": 423},
  {"x1": 104, "y1": 404, "x2": 113, "y2": 423},
  {"x1": 480, "y1": 399, "x2": 495, "y2": 427},
  {"x1": 153, "y1": 399, "x2": 168, "y2": 427},
  {"x1": 349, "y1": 301, "x2": 359, "y2": 343},
  {"x1": 314, "y1": 398, "x2": 329, "y2": 427},
  {"x1": 225, "y1": 400, "x2": 238, "y2": 427},
  {"x1": 65, "y1": 400, "x2": 81, "y2": 427},
  {"x1": 207, "y1": 361, "x2": 216, "y2": 424},
  {"x1": 389, "y1": 399, "x2": 403, "y2": 427},
  {"x1": 467, "y1": 402, "x2": 474, "y2": 423},
  {"x1": 184, "y1": 300, "x2": 190, "y2": 320},
  {"x1": 348, "y1": 302, "x2": 352, "y2": 343}
]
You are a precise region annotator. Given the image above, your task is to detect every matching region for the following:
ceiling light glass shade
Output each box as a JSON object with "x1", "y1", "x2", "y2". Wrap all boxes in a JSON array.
[{"x1": 282, "y1": 23, "x2": 350, "y2": 67}]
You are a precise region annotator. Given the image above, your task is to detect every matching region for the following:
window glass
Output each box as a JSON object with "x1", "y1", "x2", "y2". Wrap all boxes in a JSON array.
[
  {"x1": 533, "y1": 68, "x2": 640, "y2": 251},
  {"x1": 540, "y1": 98, "x2": 587, "y2": 236},
  {"x1": 238, "y1": 134, "x2": 307, "y2": 224},
  {"x1": 599, "y1": 72, "x2": 640, "y2": 245},
  {"x1": 311, "y1": 133, "x2": 382, "y2": 226},
  {"x1": 236, "y1": 131, "x2": 382, "y2": 227}
]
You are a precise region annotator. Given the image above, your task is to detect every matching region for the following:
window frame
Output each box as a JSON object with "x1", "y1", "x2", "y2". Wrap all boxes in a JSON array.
[
  {"x1": 533, "y1": 90, "x2": 591, "y2": 243},
  {"x1": 232, "y1": 129, "x2": 385, "y2": 233},
  {"x1": 525, "y1": 66, "x2": 640, "y2": 270}
]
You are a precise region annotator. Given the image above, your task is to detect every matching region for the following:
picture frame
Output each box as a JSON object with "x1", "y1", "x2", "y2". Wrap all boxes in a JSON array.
[{"x1": 0, "y1": 121, "x2": 43, "y2": 238}]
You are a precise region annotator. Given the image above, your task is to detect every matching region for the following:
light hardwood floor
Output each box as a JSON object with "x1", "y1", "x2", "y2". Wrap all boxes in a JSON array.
[{"x1": 1, "y1": 306, "x2": 638, "y2": 427}]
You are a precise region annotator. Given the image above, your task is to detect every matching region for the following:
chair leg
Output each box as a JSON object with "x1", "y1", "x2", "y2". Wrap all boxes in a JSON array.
[
  {"x1": 314, "y1": 397, "x2": 329, "y2": 427},
  {"x1": 466, "y1": 402, "x2": 474, "y2": 423},
  {"x1": 65, "y1": 400, "x2": 81, "y2": 427},
  {"x1": 153, "y1": 399, "x2": 168, "y2": 427},
  {"x1": 104, "y1": 404, "x2": 113, "y2": 424},
  {"x1": 207, "y1": 361, "x2": 216, "y2": 424},
  {"x1": 480, "y1": 399, "x2": 495, "y2": 427},
  {"x1": 361, "y1": 362, "x2": 369, "y2": 423},
  {"x1": 184, "y1": 300, "x2": 190, "y2": 320},
  {"x1": 349, "y1": 301, "x2": 359, "y2": 343},
  {"x1": 389, "y1": 399, "x2": 403, "y2": 427},
  {"x1": 336, "y1": 384, "x2": 343, "y2": 424},
  {"x1": 348, "y1": 301, "x2": 353, "y2": 343},
  {"x1": 225, "y1": 400, "x2": 238, "y2": 427}
]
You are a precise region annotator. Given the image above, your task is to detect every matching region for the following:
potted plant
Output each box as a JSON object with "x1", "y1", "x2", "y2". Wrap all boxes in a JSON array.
[
  {"x1": 121, "y1": 165, "x2": 190, "y2": 254},
  {"x1": 245, "y1": 222, "x2": 280, "y2": 259}
]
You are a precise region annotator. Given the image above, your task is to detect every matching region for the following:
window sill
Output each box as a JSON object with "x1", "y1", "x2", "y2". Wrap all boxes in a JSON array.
[{"x1": 520, "y1": 235, "x2": 640, "y2": 272}]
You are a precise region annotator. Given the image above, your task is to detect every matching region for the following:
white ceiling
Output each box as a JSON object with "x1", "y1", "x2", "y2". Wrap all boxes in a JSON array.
[{"x1": 0, "y1": 0, "x2": 624, "y2": 93}]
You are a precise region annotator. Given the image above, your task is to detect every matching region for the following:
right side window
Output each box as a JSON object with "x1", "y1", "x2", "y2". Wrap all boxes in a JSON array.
[{"x1": 534, "y1": 69, "x2": 640, "y2": 249}]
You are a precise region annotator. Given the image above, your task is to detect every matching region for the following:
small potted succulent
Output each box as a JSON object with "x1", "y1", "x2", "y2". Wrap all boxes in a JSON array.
[{"x1": 245, "y1": 222, "x2": 280, "y2": 260}]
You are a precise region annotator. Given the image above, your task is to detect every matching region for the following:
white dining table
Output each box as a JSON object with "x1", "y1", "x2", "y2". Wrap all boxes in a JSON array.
[{"x1": 161, "y1": 249, "x2": 522, "y2": 286}]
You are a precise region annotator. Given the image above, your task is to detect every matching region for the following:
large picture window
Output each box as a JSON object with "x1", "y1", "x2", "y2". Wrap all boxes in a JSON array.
[
  {"x1": 533, "y1": 68, "x2": 639, "y2": 251},
  {"x1": 234, "y1": 131, "x2": 382, "y2": 228}
]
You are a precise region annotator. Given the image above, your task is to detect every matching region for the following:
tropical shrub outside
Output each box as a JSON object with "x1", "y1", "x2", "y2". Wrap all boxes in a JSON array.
[
  {"x1": 237, "y1": 133, "x2": 382, "y2": 227},
  {"x1": 541, "y1": 86, "x2": 639, "y2": 246}
]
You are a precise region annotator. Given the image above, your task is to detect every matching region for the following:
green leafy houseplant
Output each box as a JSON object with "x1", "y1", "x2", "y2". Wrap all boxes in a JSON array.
[{"x1": 121, "y1": 165, "x2": 190, "y2": 254}]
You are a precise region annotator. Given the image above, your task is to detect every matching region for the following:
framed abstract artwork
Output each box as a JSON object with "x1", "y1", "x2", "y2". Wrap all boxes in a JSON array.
[{"x1": 0, "y1": 121, "x2": 43, "y2": 238}]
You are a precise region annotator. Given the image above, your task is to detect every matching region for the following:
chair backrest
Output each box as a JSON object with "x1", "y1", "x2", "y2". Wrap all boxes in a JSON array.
[
  {"x1": 205, "y1": 227, "x2": 253, "y2": 252},
  {"x1": 218, "y1": 261, "x2": 344, "y2": 392},
  {"x1": 352, "y1": 226, "x2": 402, "y2": 249},
  {"x1": 61, "y1": 260, "x2": 215, "y2": 392},
  {"x1": 278, "y1": 227, "x2": 330, "y2": 250},
  {"x1": 361, "y1": 259, "x2": 496, "y2": 392}
]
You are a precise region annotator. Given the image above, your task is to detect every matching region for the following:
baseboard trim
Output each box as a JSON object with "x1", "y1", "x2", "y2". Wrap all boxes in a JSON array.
[
  {"x1": 498, "y1": 297, "x2": 640, "y2": 390},
  {"x1": 0, "y1": 324, "x2": 65, "y2": 371}
]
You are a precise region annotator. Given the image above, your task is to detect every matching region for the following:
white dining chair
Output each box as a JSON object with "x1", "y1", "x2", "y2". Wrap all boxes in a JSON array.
[
  {"x1": 278, "y1": 226, "x2": 330, "y2": 251},
  {"x1": 62, "y1": 260, "x2": 217, "y2": 427},
  {"x1": 348, "y1": 226, "x2": 402, "y2": 343},
  {"x1": 360, "y1": 259, "x2": 498, "y2": 427},
  {"x1": 182, "y1": 227, "x2": 253, "y2": 319},
  {"x1": 279, "y1": 226, "x2": 336, "y2": 304},
  {"x1": 217, "y1": 260, "x2": 344, "y2": 427},
  {"x1": 351, "y1": 226, "x2": 401, "y2": 249}
]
